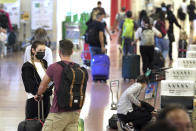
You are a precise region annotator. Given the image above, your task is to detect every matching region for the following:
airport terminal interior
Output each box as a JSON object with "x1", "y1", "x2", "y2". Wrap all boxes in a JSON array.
[{"x1": 1, "y1": 0, "x2": 196, "y2": 131}]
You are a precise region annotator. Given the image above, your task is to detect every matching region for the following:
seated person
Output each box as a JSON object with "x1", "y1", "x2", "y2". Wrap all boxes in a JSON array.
[{"x1": 117, "y1": 75, "x2": 156, "y2": 130}]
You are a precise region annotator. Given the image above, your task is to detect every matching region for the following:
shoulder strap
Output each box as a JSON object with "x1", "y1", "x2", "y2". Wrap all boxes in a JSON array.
[{"x1": 57, "y1": 61, "x2": 69, "y2": 68}]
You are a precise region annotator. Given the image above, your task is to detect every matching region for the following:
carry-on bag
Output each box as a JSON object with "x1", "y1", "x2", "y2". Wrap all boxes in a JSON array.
[
  {"x1": 178, "y1": 40, "x2": 187, "y2": 58},
  {"x1": 122, "y1": 43, "x2": 140, "y2": 80},
  {"x1": 122, "y1": 54, "x2": 140, "y2": 80},
  {"x1": 81, "y1": 43, "x2": 91, "y2": 66},
  {"x1": 18, "y1": 100, "x2": 44, "y2": 131},
  {"x1": 91, "y1": 54, "x2": 110, "y2": 81}
]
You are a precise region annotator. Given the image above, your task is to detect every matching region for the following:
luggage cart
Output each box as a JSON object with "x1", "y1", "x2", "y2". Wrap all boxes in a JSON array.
[{"x1": 64, "y1": 23, "x2": 81, "y2": 49}]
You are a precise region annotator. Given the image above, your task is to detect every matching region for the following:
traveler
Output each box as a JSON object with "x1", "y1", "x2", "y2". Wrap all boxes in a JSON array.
[
  {"x1": 178, "y1": 0, "x2": 187, "y2": 28},
  {"x1": 134, "y1": 16, "x2": 162, "y2": 73},
  {"x1": 92, "y1": 1, "x2": 106, "y2": 19},
  {"x1": 142, "y1": 120, "x2": 178, "y2": 131},
  {"x1": 167, "y1": 4, "x2": 181, "y2": 65},
  {"x1": 24, "y1": 28, "x2": 53, "y2": 65},
  {"x1": 155, "y1": 11, "x2": 169, "y2": 60},
  {"x1": 0, "y1": 4, "x2": 12, "y2": 31},
  {"x1": 21, "y1": 40, "x2": 52, "y2": 119},
  {"x1": 112, "y1": 7, "x2": 126, "y2": 32},
  {"x1": 158, "y1": 104, "x2": 194, "y2": 131},
  {"x1": 120, "y1": 10, "x2": 136, "y2": 55},
  {"x1": 187, "y1": 0, "x2": 195, "y2": 30},
  {"x1": 138, "y1": 10, "x2": 147, "y2": 27},
  {"x1": 86, "y1": 12, "x2": 107, "y2": 58},
  {"x1": 117, "y1": 75, "x2": 156, "y2": 130},
  {"x1": 34, "y1": 39, "x2": 88, "y2": 131}
]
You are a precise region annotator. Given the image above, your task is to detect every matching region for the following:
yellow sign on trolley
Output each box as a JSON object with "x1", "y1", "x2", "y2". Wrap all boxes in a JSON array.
[{"x1": 0, "y1": 0, "x2": 17, "y2": 3}]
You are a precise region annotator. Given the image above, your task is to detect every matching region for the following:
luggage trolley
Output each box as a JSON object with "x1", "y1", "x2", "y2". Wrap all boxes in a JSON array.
[{"x1": 65, "y1": 23, "x2": 81, "y2": 49}]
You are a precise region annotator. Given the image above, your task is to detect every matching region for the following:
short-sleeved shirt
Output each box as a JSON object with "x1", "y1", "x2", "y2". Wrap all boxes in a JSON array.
[
  {"x1": 46, "y1": 61, "x2": 76, "y2": 113},
  {"x1": 89, "y1": 20, "x2": 105, "y2": 47}
]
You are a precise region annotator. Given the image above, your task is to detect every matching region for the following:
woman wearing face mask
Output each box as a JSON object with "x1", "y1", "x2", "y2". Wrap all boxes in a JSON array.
[{"x1": 21, "y1": 40, "x2": 52, "y2": 119}]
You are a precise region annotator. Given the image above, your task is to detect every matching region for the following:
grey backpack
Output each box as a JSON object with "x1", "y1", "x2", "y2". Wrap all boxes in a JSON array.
[{"x1": 141, "y1": 28, "x2": 154, "y2": 46}]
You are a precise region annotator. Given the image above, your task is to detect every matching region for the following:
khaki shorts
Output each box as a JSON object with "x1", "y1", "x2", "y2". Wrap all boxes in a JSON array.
[{"x1": 42, "y1": 111, "x2": 80, "y2": 131}]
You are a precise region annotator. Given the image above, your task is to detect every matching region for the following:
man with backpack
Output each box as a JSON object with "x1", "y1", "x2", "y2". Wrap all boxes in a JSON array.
[
  {"x1": 134, "y1": 16, "x2": 162, "y2": 73},
  {"x1": 120, "y1": 11, "x2": 136, "y2": 55},
  {"x1": 86, "y1": 12, "x2": 107, "y2": 57},
  {"x1": 35, "y1": 39, "x2": 88, "y2": 131}
]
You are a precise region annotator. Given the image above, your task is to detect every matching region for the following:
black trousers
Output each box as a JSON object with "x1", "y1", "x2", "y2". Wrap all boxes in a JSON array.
[
  {"x1": 140, "y1": 45, "x2": 154, "y2": 73},
  {"x1": 117, "y1": 101, "x2": 153, "y2": 130},
  {"x1": 118, "y1": 111, "x2": 152, "y2": 130},
  {"x1": 25, "y1": 96, "x2": 50, "y2": 119},
  {"x1": 168, "y1": 33, "x2": 175, "y2": 60}
]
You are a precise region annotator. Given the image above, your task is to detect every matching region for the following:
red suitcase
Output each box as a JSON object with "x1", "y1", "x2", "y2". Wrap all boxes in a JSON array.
[{"x1": 81, "y1": 43, "x2": 91, "y2": 66}]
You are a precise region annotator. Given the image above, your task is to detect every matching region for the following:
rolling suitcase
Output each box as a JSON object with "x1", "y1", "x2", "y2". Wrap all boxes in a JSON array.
[
  {"x1": 178, "y1": 40, "x2": 187, "y2": 58},
  {"x1": 122, "y1": 54, "x2": 140, "y2": 80},
  {"x1": 122, "y1": 43, "x2": 140, "y2": 80},
  {"x1": 81, "y1": 43, "x2": 91, "y2": 66},
  {"x1": 91, "y1": 54, "x2": 110, "y2": 81},
  {"x1": 18, "y1": 100, "x2": 44, "y2": 131}
]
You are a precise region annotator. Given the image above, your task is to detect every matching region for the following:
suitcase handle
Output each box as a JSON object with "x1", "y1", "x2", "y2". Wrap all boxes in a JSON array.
[{"x1": 38, "y1": 99, "x2": 44, "y2": 121}]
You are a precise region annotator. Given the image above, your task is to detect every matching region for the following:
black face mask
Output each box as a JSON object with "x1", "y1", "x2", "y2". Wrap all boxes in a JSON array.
[{"x1": 35, "y1": 51, "x2": 45, "y2": 60}]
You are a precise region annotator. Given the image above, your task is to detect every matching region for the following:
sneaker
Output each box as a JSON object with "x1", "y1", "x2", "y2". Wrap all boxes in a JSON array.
[{"x1": 119, "y1": 121, "x2": 134, "y2": 131}]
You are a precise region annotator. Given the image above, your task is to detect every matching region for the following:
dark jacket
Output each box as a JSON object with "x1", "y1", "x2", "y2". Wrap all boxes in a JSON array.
[
  {"x1": 167, "y1": 10, "x2": 181, "y2": 34},
  {"x1": 21, "y1": 60, "x2": 52, "y2": 119},
  {"x1": 21, "y1": 60, "x2": 52, "y2": 97}
]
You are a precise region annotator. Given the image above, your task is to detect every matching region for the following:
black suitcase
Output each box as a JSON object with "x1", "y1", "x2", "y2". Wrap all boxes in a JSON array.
[
  {"x1": 18, "y1": 100, "x2": 44, "y2": 131},
  {"x1": 122, "y1": 54, "x2": 140, "y2": 80},
  {"x1": 153, "y1": 48, "x2": 165, "y2": 69},
  {"x1": 178, "y1": 40, "x2": 187, "y2": 58},
  {"x1": 109, "y1": 114, "x2": 118, "y2": 129}
]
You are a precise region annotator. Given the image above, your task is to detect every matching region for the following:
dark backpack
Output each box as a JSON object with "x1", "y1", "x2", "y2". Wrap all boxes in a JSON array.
[
  {"x1": 57, "y1": 61, "x2": 88, "y2": 110},
  {"x1": 85, "y1": 21, "x2": 99, "y2": 46},
  {"x1": 0, "y1": 12, "x2": 8, "y2": 29},
  {"x1": 8, "y1": 32, "x2": 16, "y2": 45},
  {"x1": 155, "y1": 20, "x2": 167, "y2": 37}
]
